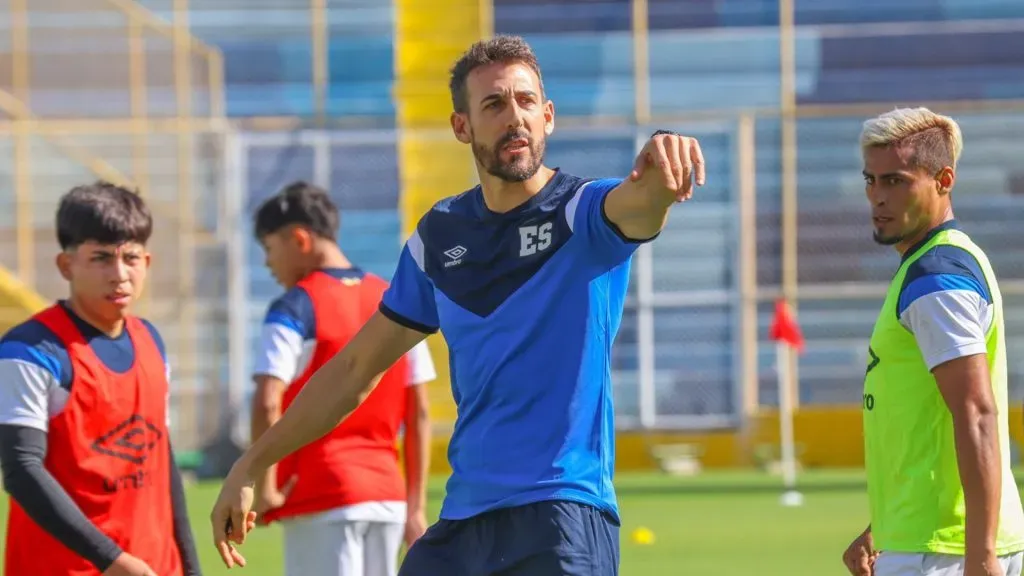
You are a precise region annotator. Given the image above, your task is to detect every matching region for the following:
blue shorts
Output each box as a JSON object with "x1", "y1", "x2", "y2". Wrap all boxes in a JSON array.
[{"x1": 399, "y1": 500, "x2": 620, "y2": 576}]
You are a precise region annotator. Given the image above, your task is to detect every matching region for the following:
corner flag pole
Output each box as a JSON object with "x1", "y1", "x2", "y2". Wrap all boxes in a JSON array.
[{"x1": 769, "y1": 298, "x2": 805, "y2": 507}]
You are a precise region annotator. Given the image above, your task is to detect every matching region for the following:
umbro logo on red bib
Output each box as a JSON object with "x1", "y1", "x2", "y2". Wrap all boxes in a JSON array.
[{"x1": 91, "y1": 414, "x2": 164, "y2": 465}]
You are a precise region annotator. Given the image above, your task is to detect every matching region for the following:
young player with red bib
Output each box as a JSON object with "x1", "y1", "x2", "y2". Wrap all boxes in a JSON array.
[
  {"x1": 0, "y1": 182, "x2": 212, "y2": 576},
  {"x1": 249, "y1": 182, "x2": 435, "y2": 576}
]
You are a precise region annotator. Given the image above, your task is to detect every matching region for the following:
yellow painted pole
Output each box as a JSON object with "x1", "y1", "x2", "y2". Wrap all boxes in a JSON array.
[
  {"x1": 129, "y1": 15, "x2": 152, "y2": 316},
  {"x1": 779, "y1": 0, "x2": 800, "y2": 409},
  {"x1": 394, "y1": 0, "x2": 491, "y2": 429},
  {"x1": 174, "y1": 0, "x2": 198, "y2": 446},
  {"x1": 631, "y1": 0, "x2": 650, "y2": 126},
  {"x1": 103, "y1": 0, "x2": 219, "y2": 56},
  {"x1": 310, "y1": 0, "x2": 328, "y2": 126},
  {"x1": 737, "y1": 112, "x2": 759, "y2": 463},
  {"x1": 208, "y1": 48, "x2": 226, "y2": 120},
  {"x1": 128, "y1": 15, "x2": 150, "y2": 196},
  {"x1": 10, "y1": 0, "x2": 33, "y2": 289},
  {"x1": 478, "y1": 0, "x2": 493, "y2": 38}
]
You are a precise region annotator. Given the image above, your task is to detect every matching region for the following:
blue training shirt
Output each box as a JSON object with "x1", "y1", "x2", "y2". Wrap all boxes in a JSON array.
[{"x1": 379, "y1": 169, "x2": 645, "y2": 521}]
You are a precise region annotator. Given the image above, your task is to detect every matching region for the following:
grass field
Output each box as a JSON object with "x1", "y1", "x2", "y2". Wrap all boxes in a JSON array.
[{"x1": 0, "y1": 469, "x2": 882, "y2": 575}]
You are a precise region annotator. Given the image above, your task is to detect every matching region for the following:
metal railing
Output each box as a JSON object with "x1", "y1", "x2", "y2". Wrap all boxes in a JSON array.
[
  {"x1": 1, "y1": 0, "x2": 230, "y2": 452},
  {"x1": 3, "y1": 0, "x2": 226, "y2": 282},
  {"x1": 7, "y1": 0, "x2": 1024, "y2": 440}
]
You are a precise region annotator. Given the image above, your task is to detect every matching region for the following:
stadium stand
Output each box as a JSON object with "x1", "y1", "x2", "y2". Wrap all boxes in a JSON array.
[{"x1": 3, "y1": 0, "x2": 1023, "y2": 437}]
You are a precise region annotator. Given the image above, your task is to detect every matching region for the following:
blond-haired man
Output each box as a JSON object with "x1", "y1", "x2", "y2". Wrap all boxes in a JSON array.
[{"x1": 842, "y1": 107, "x2": 1024, "y2": 576}]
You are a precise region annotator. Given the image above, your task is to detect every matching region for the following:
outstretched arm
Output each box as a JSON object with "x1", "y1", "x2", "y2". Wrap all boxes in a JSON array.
[
  {"x1": 211, "y1": 312, "x2": 428, "y2": 567},
  {"x1": 603, "y1": 131, "x2": 706, "y2": 241},
  {"x1": 240, "y1": 312, "x2": 425, "y2": 478}
]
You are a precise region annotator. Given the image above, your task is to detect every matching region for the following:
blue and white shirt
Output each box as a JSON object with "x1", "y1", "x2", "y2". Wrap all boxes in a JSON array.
[
  {"x1": 380, "y1": 170, "x2": 644, "y2": 521},
  {"x1": 252, "y1": 267, "x2": 436, "y2": 526},
  {"x1": 252, "y1": 267, "x2": 436, "y2": 387},
  {"x1": 0, "y1": 303, "x2": 171, "y2": 431},
  {"x1": 897, "y1": 221, "x2": 993, "y2": 371}
]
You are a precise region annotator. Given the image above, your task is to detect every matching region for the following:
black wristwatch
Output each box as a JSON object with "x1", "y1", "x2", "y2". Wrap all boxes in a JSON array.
[{"x1": 651, "y1": 129, "x2": 679, "y2": 137}]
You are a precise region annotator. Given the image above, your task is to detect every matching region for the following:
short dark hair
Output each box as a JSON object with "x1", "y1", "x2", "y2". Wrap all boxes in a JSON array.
[
  {"x1": 56, "y1": 181, "x2": 153, "y2": 250},
  {"x1": 449, "y1": 35, "x2": 544, "y2": 114},
  {"x1": 253, "y1": 181, "x2": 339, "y2": 241}
]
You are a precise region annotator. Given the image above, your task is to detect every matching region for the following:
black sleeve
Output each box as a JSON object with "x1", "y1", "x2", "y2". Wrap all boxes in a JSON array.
[
  {"x1": 169, "y1": 444, "x2": 201, "y2": 575},
  {"x1": 0, "y1": 424, "x2": 123, "y2": 571}
]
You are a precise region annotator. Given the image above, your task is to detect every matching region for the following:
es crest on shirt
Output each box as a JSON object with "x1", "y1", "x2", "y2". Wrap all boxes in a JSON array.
[
  {"x1": 443, "y1": 245, "x2": 468, "y2": 268},
  {"x1": 519, "y1": 222, "x2": 553, "y2": 257}
]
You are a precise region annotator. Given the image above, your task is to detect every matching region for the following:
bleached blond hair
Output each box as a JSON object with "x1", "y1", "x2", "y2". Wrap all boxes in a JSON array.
[{"x1": 859, "y1": 107, "x2": 964, "y2": 172}]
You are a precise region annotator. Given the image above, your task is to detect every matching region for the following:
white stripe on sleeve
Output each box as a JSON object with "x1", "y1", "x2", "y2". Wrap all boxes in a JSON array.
[
  {"x1": 0, "y1": 359, "x2": 62, "y2": 432},
  {"x1": 899, "y1": 289, "x2": 992, "y2": 371},
  {"x1": 406, "y1": 340, "x2": 437, "y2": 386},
  {"x1": 253, "y1": 322, "x2": 305, "y2": 383}
]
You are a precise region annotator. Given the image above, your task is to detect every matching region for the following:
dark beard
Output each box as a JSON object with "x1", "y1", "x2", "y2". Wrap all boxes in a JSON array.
[
  {"x1": 472, "y1": 130, "x2": 546, "y2": 182},
  {"x1": 872, "y1": 231, "x2": 902, "y2": 245}
]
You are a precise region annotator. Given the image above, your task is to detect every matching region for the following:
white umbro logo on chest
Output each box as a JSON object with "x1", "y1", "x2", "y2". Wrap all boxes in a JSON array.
[
  {"x1": 518, "y1": 222, "x2": 553, "y2": 257},
  {"x1": 443, "y1": 245, "x2": 467, "y2": 268}
]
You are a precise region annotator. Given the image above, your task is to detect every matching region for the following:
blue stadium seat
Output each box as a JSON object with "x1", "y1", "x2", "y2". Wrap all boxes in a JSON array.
[
  {"x1": 514, "y1": 30, "x2": 824, "y2": 115},
  {"x1": 794, "y1": 0, "x2": 944, "y2": 24},
  {"x1": 20, "y1": 0, "x2": 1024, "y2": 412},
  {"x1": 494, "y1": 0, "x2": 631, "y2": 34},
  {"x1": 545, "y1": 135, "x2": 636, "y2": 178},
  {"x1": 516, "y1": 34, "x2": 633, "y2": 116},
  {"x1": 31, "y1": 0, "x2": 1024, "y2": 120},
  {"x1": 135, "y1": 0, "x2": 395, "y2": 118},
  {"x1": 650, "y1": 0, "x2": 736, "y2": 30},
  {"x1": 245, "y1": 145, "x2": 317, "y2": 207},
  {"x1": 329, "y1": 142, "x2": 400, "y2": 211},
  {"x1": 338, "y1": 210, "x2": 403, "y2": 279},
  {"x1": 246, "y1": 208, "x2": 401, "y2": 300},
  {"x1": 803, "y1": 30, "x2": 1024, "y2": 104},
  {"x1": 219, "y1": 37, "x2": 394, "y2": 117},
  {"x1": 713, "y1": 0, "x2": 779, "y2": 28},
  {"x1": 494, "y1": 0, "x2": 1024, "y2": 35},
  {"x1": 938, "y1": 0, "x2": 1024, "y2": 20},
  {"x1": 648, "y1": 30, "x2": 820, "y2": 112}
]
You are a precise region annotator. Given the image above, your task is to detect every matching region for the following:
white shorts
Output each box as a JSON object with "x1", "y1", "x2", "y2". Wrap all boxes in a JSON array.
[
  {"x1": 283, "y1": 516, "x2": 405, "y2": 576},
  {"x1": 875, "y1": 551, "x2": 1024, "y2": 576}
]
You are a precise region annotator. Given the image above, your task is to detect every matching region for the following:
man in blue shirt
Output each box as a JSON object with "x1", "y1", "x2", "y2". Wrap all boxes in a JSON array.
[{"x1": 211, "y1": 34, "x2": 706, "y2": 576}]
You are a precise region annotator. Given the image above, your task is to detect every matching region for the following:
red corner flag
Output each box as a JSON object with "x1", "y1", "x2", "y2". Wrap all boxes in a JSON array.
[{"x1": 769, "y1": 298, "x2": 805, "y2": 353}]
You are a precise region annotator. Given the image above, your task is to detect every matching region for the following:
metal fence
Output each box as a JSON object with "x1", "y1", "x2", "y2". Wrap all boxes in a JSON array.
[
  {"x1": 4, "y1": 0, "x2": 1024, "y2": 445},
  {"x1": 226, "y1": 107, "x2": 1024, "y2": 437},
  {"x1": 0, "y1": 0, "x2": 231, "y2": 453}
]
